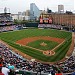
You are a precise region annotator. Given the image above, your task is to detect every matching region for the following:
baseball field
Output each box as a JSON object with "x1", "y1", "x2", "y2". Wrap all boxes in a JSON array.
[{"x1": 0, "y1": 29, "x2": 72, "y2": 63}]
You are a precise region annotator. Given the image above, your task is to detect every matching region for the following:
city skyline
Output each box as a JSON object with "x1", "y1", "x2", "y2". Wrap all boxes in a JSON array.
[{"x1": 0, "y1": 0, "x2": 74, "y2": 14}]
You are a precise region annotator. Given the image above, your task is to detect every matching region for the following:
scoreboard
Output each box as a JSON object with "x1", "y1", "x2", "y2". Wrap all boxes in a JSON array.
[{"x1": 39, "y1": 14, "x2": 53, "y2": 24}]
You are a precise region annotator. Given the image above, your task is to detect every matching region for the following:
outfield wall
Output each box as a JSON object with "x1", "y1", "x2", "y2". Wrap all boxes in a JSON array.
[{"x1": 25, "y1": 23, "x2": 38, "y2": 27}]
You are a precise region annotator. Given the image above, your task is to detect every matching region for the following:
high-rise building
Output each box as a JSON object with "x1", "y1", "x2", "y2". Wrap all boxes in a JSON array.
[
  {"x1": 40, "y1": 10, "x2": 47, "y2": 14},
  {"x1": 58, "y1": 5, "x2": 64, "y2": 13},
  {"x1": 18, "y1": 12, "x2": 22, "y2": 20},
  {"x1": 30, "y1": 3, "x2": 40, "y2": 20},
  {"x1": 25, "y1": 10, "x2": 30, "y2": 16}
]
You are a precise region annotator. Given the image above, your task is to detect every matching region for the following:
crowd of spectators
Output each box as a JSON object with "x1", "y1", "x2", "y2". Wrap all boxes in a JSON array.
[
  {"x1": 0, "y1": 25, "x2": 16, "y2": 32},
  {"x1": 0, "y1": 25, "x2": 24, "y2": 32},
  {"x1": 38, "y1": 24, "x2": 62, "y2": 29},
  {"x1": 0, "y1": 42, "x2": 75, "y2": 75},
  {"x1": 0, "y1": 24, "x2": 66, "y2": 32}
]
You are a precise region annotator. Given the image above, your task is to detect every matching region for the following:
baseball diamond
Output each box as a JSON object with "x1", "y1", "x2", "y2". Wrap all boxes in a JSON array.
[{"x1": 0, "y1": 29, "x2": 73, "y2": 63}]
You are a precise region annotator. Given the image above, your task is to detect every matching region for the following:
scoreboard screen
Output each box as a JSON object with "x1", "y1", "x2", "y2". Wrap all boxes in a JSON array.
[{"x1": 39, "y1": 14, "x2": 53, "y2": 24}]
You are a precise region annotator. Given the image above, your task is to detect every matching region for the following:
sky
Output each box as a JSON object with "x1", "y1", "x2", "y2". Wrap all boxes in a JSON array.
[{"x1": 0, "y1": 0, "x2": 74, "y2": 14}]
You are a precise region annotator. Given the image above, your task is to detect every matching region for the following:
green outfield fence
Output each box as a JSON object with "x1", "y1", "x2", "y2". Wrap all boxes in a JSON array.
[{"x1": 25, "y1": 23, "x2": 38, "y2": 27}]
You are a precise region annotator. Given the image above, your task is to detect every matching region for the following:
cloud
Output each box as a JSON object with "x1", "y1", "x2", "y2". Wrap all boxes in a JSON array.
[{"x1": 0, "y1": 0, "x2": 7, "y2": 1}]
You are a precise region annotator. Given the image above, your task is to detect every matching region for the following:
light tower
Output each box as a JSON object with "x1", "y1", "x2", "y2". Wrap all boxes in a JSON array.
[{"x1": 4, "y1": 7, "x2": 7, "y2": 13}]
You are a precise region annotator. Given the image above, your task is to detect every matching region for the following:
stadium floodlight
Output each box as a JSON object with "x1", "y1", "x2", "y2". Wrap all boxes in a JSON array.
[
  {"x1": 0, "y1": 7, "x2": 10, "y2": 13},
  {"x1": 4, "y1": 7, "x2": 10, "y2": 13}
]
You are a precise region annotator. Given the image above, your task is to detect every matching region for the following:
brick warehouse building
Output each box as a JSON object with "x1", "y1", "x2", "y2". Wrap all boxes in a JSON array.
[{"x1": 39, "y1": 13, "x2": 75, "y2": 31}]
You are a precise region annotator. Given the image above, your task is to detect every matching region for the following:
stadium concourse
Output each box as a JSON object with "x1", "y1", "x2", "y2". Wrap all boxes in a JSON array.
[{"x1": 0, "y1": 33, "x2": 75, "y2": 75}]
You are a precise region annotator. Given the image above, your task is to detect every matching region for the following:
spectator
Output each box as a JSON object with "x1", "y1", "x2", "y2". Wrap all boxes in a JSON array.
[
  {"x1": 0, "y1": 56, "x2": 3, "y2": 65},
  {"x1": 0, "y1": 67, "x2": 4, "y2": 75},
  {"x1": 2, "y1": 64, "x2": 10, "y2": 75},
  {"x1": 55, "y1": 70, "x2": 63, "y2": 75},
  {"x1": 72, "y1": 71, "x2": 75, "y2": 75},
  {"x1": 8, "y1": 63, "x2": 15, "y2": 70},
  {"x1": 8, "y1": 63, "x2": 15, "y2": 75}
]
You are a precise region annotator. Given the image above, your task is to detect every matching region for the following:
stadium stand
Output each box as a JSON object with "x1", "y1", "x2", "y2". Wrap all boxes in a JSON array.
[
  {"x1": 0, "y1": 25, "x2": 24, "y2": 32},
  {"x1": 0, "y1": 41, "x2": 75, "y2": 75},
  {"x1": 0, "y1": 13, "x2": 13, "y2": 26},
  {"x1": 38, "y1": 24, "x2": 62, "y2": 30}
]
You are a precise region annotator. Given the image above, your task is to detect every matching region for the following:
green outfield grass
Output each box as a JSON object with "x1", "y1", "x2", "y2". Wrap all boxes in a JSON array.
[
  {"x1": 27, "y1": 40, "x2": 59, "y2": 50},
  {"x1": 0, "y1": 29, "x2": 72, "y2": 62}
]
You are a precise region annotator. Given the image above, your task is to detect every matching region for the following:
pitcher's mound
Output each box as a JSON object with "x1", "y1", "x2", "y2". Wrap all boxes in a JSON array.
[{"x1": 40, "y1": 42, "x2": 47, "y2": 46}]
